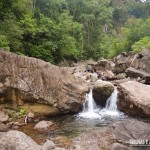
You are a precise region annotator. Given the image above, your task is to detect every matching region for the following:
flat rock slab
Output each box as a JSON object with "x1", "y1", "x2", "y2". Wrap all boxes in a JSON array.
[
  {"x1": 117, "y1": 81, "x2": 150, "y2": 117},
  {"x1": 125, "y1": 67, "x2": 150, "y2": 83}
]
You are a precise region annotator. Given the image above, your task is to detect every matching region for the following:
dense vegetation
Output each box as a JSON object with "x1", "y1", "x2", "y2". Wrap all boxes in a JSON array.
[{"x1": 0, "y1": 0, "x2": 150, "y2": 63}]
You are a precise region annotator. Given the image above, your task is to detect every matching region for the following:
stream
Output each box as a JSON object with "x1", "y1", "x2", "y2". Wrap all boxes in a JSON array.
[{"x1": 20, "y1": 87, "x2": 126, "y2": 147}]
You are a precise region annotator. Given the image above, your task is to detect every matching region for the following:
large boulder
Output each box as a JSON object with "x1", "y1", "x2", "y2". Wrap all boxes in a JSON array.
[
  {"x1": 125, "y1": 67, "x2": 150, "y2": 84},
  {"x1": 93, "y1": 59, "x2": 115, "y2": 80},
  {"x1": 69, "y1": 119, "x2": 150, "y2": 150},
  {"x1": 126, "y1": 49, "x2": 150, "y2": 73},
  {"x1": 92, "y1": 80, "x2": 114, "y2": 107},
  {"x1": 113, "y1": 52, "x2": 128, "y2": 74},
  {"x1": 114, "y1": 49, "x2": 150, "y2": 75},
  {"x1": 0, "y1": 130, "x2": 66, "y2": 150},
  {"x1": 0, "y1": 50, "x2": 89, "y2": 115},
  {"x1": 117, "y1": 81, "x2": 150, "y2": 117},
  {"x1": 0, "y1": 130, "x2": 41, "y2": 150}
]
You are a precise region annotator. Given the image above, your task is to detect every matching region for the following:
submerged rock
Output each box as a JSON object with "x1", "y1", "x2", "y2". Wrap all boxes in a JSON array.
[
  {"x1": 93, "y1": 80, "x2": 114, "y2": 107},
  {"x1": 69, "y1": 119, "x2": 150, "y2": 150},
  {"x1": 0, "y1": 50, "x2": 88, "y2": 115},
  {"x1": 34, "y1": 120, "x2": 54, "y2": 132},
  {"x1": 117, "y1": 81, "x2": 150, "y2": 117}
]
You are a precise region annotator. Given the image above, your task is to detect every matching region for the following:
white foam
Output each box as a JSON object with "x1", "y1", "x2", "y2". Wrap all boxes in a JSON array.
[{"x1": 79, "y1": 87, "x2": 123, "y2": 119}]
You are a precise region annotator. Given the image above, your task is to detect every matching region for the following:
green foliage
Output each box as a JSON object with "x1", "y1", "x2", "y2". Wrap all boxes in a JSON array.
[
  {"x1": 0, "y1": 34, "x2": 10, "y2": 51},
  {"x1": 0, "y1": 0, "x2": 150, "y2": 62},
  {"x1": 132, "y1": 36, "x2": 150, "y2": 52},
  {"x1": 120, "y1": 17, "x2": 150, "y2": 52},
  {"x1": 19, "y1": 108, "x2": 25, "y2": 116}
]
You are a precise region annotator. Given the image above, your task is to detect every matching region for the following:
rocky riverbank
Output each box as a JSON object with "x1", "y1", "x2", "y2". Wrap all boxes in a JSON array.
[{"x1": 0, "y1": 49, "x2": 150, "y2": 149}]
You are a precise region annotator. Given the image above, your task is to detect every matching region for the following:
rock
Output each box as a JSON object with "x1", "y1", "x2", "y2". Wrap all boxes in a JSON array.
[
  {"x1": 95, "y1": 59, "x2": 112, "y2": 70},
  {"x1": 114, "y1": 52, "x2": 128, "y2": 65},
  {"x1": 126, "y1": 49, "x2": 150, "y2": 73},
  {"x1": 94, "y1": 59, "x2": 112, "y2": 71},
  {"x1": 111, "y1": 77, "x2": 131, "y2": 86},
  {"x1": 89, "y1": 73, "x2": 98, "y2": 82},
  {"x1": 0, "y1": 130, "x2": 65, "y2": 150},
  {"x1": 107, "y1": 143, "x2": 130, "y2": 150},
  {"x1": 115, "y1": 73, "x2": 126, "y2": 80},
  {"x1": 27, "y1": 112, "x2": 34, "y2": 118},
  {"x1": 0, "y1": 111, "x2": 9, "y2": 122},
  {"x1": 24, "y1": 103, "x2": 60, "y2": 116},
  {"x1": 85, "y1": 65, "x2": 94, "y2": 73},
  {"x1": 11, "y1": 125, "x2": 19, "y2": 130},
  {"x1": 113, "y1": 53, "x2": 128, "y2": 74},
  {"x1": 53, "y1": 136, "x2": 71, "y2": 149},
  {"x1": 93, "y1": 80, "x2": 114, "y2": 107},
  {"x1": 73, "y1": 72, "x2": 83, "y2": 78},
  {"x1": 113, "y1": 64, "x2": 127, "y2": 74},
  {"x1": 34, "y1": 120, "x2": 54, "y2": 132},
  {"x1": 0, "y1": 122, "x2": 9, "y2": 132},
  {"x1": 103, "y1": 70, "x2": 115, "y2": 80},
  {"x1": 0, "y1": 50, "x2": 88, "y2": 115},
  {"x1": 125, "y1": 67, "x2": 150, "y2": 84},
  {"x1": 69, "y1": 119, "x2": 150, "y2": 150},
  {"x1": 117, "y1": 81, "x2": 150, "y2": 117},
  {"x1": 42, "y1": 140, "x2": 55, "y2": 150},
  {"x1": 93, "y1": 59, "x2": 115, "y2": 80},
  {"x1": 0, "y1": 130, "x2": 41, "y2": 150}
]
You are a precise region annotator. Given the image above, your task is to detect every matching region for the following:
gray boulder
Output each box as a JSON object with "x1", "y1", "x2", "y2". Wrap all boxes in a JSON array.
[
  {"x1": 34, "y1": 120, "x2": 54, "y2": 132},
  {"x1": 0, "y1": 50, "x2": 89, "y2": 115},
  {"x1": 0, "y1": 130, "x2": 41, "y2": 150},
  {"x1": 93, "y1": 80, "x2": 114, "y2": 107},
  {"x1": 125, "y1": 67, "x2": 150, "y2": 84},
  {"x1": 117, "y1": 81, "x2": 150, "y2": 117}
]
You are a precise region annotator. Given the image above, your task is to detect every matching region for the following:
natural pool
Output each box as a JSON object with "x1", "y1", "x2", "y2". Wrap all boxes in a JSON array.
[{"x1": 20, "y1": 87, "x2": 126, "y2": 148}]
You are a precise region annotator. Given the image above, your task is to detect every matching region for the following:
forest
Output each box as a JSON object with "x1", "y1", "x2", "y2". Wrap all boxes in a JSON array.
[{"x1": 0, "y1": 0, "x2": 150, "y2": 64}]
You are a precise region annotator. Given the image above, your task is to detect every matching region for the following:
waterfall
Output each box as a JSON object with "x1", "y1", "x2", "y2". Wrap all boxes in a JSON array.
[
  {"x1": 79, "y1": 87, "x2": 122, "y2": 119},
  {"x1": 84, "y1": 88, "x2": 97, "y2": 112},
  {"x1": 100, "y1": 87, "x2": 120, "y2": 117},
  {"x1": 78, "y1": 88, "x2": 101, "y2": 119}
]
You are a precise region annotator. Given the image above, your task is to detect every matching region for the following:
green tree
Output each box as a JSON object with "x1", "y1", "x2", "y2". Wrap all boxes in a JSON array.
[
  {"x1": 132, "y1": 36, "x2": 150, "y2": 52},
  {"x1": 0, "y1": 34, "x2": 10, "y2": 51}
]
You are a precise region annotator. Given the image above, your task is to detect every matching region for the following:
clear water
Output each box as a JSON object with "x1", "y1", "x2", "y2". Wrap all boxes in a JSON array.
[
  {"x1": 20, "y1": 87, "x2": 126, "y2": 144},
  {"x1": 49, "y1": 87, "x2": 125, "y2": 138}
]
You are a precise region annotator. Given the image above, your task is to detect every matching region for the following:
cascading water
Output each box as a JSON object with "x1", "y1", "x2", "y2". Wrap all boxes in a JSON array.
[
  {"x1": 79, "y1": 88, "x2": 101, "y2": 118},
  {"x1": 99, "y1": 87, "x2": 121, "y2": 117},
  {"x1": 79, "y1": 87, "x2": 123, "y2": 119}
]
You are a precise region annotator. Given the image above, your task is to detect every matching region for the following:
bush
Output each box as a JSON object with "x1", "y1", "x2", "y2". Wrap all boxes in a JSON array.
[
  {"x1": 132, "y1": 36, "x2": 150, "y2": 52},
  {"x1": 0, "y1": 34, "x2": 10, "y2": 51}
]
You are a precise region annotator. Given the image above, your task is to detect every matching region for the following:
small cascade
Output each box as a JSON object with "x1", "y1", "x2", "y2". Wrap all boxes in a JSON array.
[
  {"x1": 100, "y1": 87, "x2": 121, "y2": 117},
  {"x1": 79, "y1": 87, "x2": 123, "y2": 119},
  {"x1": 78, "y1": 88, "x2": 101, "y2": 119}
]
